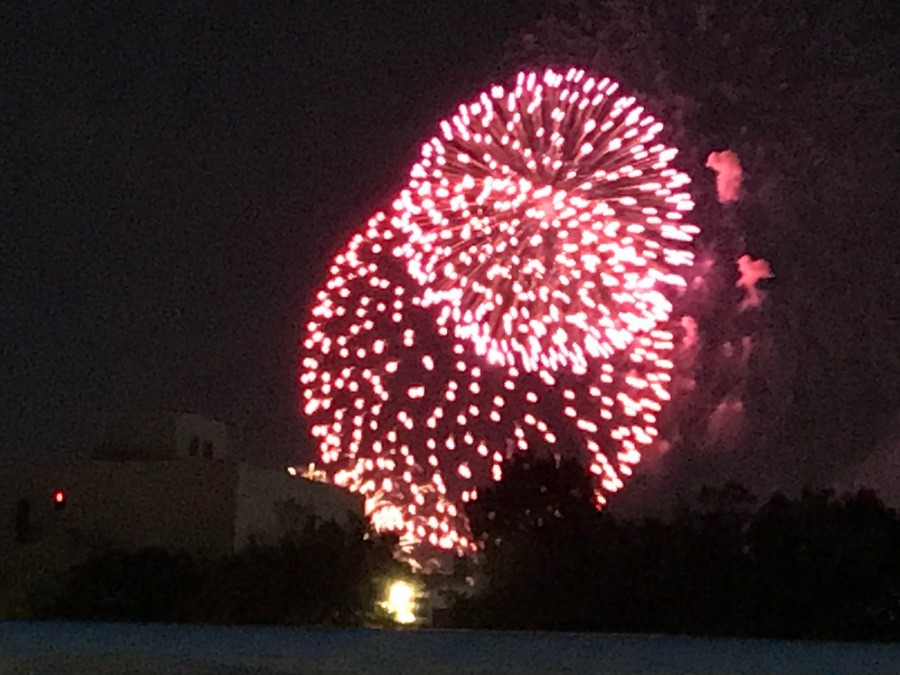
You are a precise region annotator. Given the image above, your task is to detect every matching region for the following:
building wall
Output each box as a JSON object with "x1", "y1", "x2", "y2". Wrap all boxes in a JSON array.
[
  {"x1": 1, "y1": 458, "x2": 364, "y2": 614},
  {"x1": 174, "y1": 414, "x2": 229, "y2": 461},
  {"x1": 233, "y1": 465, "x2": 364, "y2": 549},
  {"x1": 93, "y1": 412, "x2": 230, "y2": 461},
  {"x1": 2, "y1": 460, "x2": 365, "y2": 557},
  {"x1": 0, "y1": 460, "x2": 238, "y2": 557}
]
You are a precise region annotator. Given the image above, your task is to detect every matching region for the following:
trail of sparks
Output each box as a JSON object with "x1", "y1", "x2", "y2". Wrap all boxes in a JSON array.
[{"x1": 299, "y1": 68, "x2": 697, "y2": 556}]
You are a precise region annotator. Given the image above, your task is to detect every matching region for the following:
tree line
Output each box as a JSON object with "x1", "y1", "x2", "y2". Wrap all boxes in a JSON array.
[
  {"x1": 449, "y1": 453, "x2": 900, "y2": 640},
  {"x1": 11, "y1": 454, "x2": 900, "y2": 640},
  {"x1": 15, "y1": 515, "x2": 407, "y2": 627}
]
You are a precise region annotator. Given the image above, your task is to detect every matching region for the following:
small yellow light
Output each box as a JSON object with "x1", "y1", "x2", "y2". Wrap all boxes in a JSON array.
[{"x1": 381, "y1": 579, "x2": 418, "y2": 625}]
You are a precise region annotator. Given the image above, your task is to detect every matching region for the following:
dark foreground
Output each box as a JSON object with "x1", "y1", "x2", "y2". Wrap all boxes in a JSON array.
[{"x1": 2, "y1": 622, "x2": 900, "y2": 674}]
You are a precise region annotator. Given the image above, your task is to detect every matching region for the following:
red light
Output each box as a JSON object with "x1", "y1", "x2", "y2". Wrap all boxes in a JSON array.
[{"x1": 52, "y1": 490, "x2": 66, "y2": 505}]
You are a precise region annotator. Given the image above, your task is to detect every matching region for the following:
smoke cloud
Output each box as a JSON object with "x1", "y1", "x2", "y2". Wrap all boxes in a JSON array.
[
  {"x1": 736, "y1": 254, "x2": 774, "y2": 310},
  {"x1": 707, "y1": 396, "x2": 744, "y2": 447},
  {"x1": 706, "y1": 150, "x2": 743, "y2": 203},
  {"x1": 680, "y1": 316, "x2": 699, "y2": 350}
]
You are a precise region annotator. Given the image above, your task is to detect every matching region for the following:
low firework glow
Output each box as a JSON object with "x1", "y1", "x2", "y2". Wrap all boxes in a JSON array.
[
  {"x1": 380, "y1": 579, "x2": 420, "y2": 625},
  {"x1": 300, "y1": 68, "x2": 698, "y2": 556}
]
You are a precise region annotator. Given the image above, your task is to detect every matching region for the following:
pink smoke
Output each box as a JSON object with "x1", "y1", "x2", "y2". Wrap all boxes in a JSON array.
[
  {"x1": 736, "y1": 254, "x2": 773, "y2": 310},
  {"x1": 706, "y1": 150, "x2": 743, "y2": 203}
]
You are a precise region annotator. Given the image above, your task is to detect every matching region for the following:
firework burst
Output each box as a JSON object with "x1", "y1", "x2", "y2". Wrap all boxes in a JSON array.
[{"x1": 300, "y1": 68, "x2": 698, "y2": 556}]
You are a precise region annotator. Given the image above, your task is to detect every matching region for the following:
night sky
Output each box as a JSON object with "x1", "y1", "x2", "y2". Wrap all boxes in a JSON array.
[
  {"x1": 3, "y1": 2, "x2": 898, "y2": 497},
  {"x1": 4, "y1": 1, "x2": 547, "y2": 465}
]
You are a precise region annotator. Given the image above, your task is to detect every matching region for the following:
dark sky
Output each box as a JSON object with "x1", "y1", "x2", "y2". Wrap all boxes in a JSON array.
[
  {"x1": 3, "y1": 1, "x2": 545, "y2": 464},
  {"x1": 3, "y1": 1, "x2": 898, "y2": 493}
]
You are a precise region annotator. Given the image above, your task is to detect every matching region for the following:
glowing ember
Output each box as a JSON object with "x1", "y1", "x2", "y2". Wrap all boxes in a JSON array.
[{"x1": 299, "y1": 68, "x2": 698, "y2": 556}]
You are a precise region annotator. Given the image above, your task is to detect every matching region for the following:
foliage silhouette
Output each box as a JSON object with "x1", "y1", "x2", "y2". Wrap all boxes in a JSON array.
[
  {"x1": 44, "y1": 514, "x2": 405, "y2": 627},
  {"x1": 452, "y1": 452, "x2": 900, "y2": 640}
]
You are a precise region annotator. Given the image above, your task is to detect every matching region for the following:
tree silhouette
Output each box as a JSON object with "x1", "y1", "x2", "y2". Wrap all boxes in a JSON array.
[
  {"x1": 452, "y1": 450, "x2": 900, "y2": 638},
  {"x1": 459, "y1": 451, "x2": 603, "y2": 630},
  {"x1": 41, "y1": 515, "x2": 406, "y2": 627}
]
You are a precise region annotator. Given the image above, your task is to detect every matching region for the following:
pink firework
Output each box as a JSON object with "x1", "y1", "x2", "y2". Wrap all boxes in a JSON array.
[{"x1": 300, "y1": 68, "x2": 697, "y2": 555}]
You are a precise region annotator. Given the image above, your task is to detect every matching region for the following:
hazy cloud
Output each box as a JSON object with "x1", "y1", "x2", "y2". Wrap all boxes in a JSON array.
[
  {"x1": 706, "y1": 150, "x2": 743, "y2": 203},
  {"x1": 736, "y1": 255, "x2": 773, "y2": 310}
]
